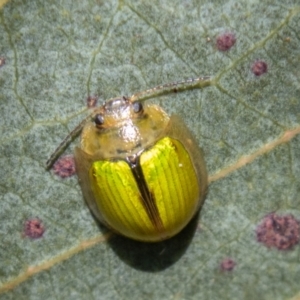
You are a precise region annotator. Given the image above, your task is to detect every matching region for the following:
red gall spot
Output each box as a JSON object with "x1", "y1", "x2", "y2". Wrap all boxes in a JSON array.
[
  {"x1": 0, "y1": 57, "x2": 5, "y2": 67},
  {"x1": 86, "y1": 95, "x2": 98, "y2": 108},
  {"x1": 220, "y1": 258, "x2": 236, "y2": 271},
  {"x1": 256, "y1": 213, "x2": 300, "y2": 250},
  {"x1": 216, "y1": 32, "x2": 236, "y2": 51},
  {"x1": 24, "y1": 218, "x2": 45, "y2": 239},
  {"x1": 53, "y1": 155, "x2": 76, "y2": 178},
  {"x1": 251, "y1": 60, "x2": 268, "y2": 76}
]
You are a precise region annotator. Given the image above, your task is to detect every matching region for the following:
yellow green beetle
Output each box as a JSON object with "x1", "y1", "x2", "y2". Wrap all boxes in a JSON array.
[{"x1": 46, "y1": 77, "x2": 210, "y2": 242}]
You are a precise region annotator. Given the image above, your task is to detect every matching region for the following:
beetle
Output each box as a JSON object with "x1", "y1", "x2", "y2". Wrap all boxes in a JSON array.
[{"x1": 46, "y1": 76, "x2": 210, "y2": 242}]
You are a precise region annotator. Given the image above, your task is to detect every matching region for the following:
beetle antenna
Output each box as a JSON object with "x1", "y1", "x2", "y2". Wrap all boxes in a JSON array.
[
  {"x1": 46, "y1": 76, "x2": 211, "y2": 170},
  {"x1": 45, "y1": 112, "x2": 94, "y2": 170},
  {"x1": 130, "y1": 76, "x2": 211, "y2": 102}
]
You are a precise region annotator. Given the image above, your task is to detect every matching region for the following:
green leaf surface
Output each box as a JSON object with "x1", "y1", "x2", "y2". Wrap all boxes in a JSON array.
[{"x1": 1, "y1": 0, "x2": 300, "y2": 299}]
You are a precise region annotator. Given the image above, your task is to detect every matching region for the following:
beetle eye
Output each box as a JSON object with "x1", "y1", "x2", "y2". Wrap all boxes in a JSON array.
[
  {"x1": 94, "y1": 114, "x2": 104, "y2": 127},
  {"x1": 133, "y1": 102, "x2": 143, "y2": 114}
]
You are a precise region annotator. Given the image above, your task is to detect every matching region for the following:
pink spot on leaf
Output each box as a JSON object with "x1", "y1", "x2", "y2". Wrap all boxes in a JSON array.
[
  {"x1": 216, "y1": 32, "x2": 236, "y2": 51},
  {"x1": 256, "y1": 213, "x2": 300, "y2": 250},
  {"x1": 53, "y1": 155, "x2": 76, "y2": 178},
  {"x1": 251, "y1": 60, "x2": 268, "y2": 76},
  {"x1": 24, "y1": 218, "x2": 45, "y2": 239},
  {"x1": 220, "y1": 258, "x2": 236, "y2": 271},
  {"x1": 86, "y1": 95, "x2": 98, "y2": 108},
  {"x1": 0, "y1": 57, "x2": 6, "y2": 67}
]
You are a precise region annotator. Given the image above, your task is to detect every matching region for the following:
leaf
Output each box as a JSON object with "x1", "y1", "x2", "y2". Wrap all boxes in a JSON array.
[{"x1": 0, "y1": 0, "x2": 300, "y2": 299}]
